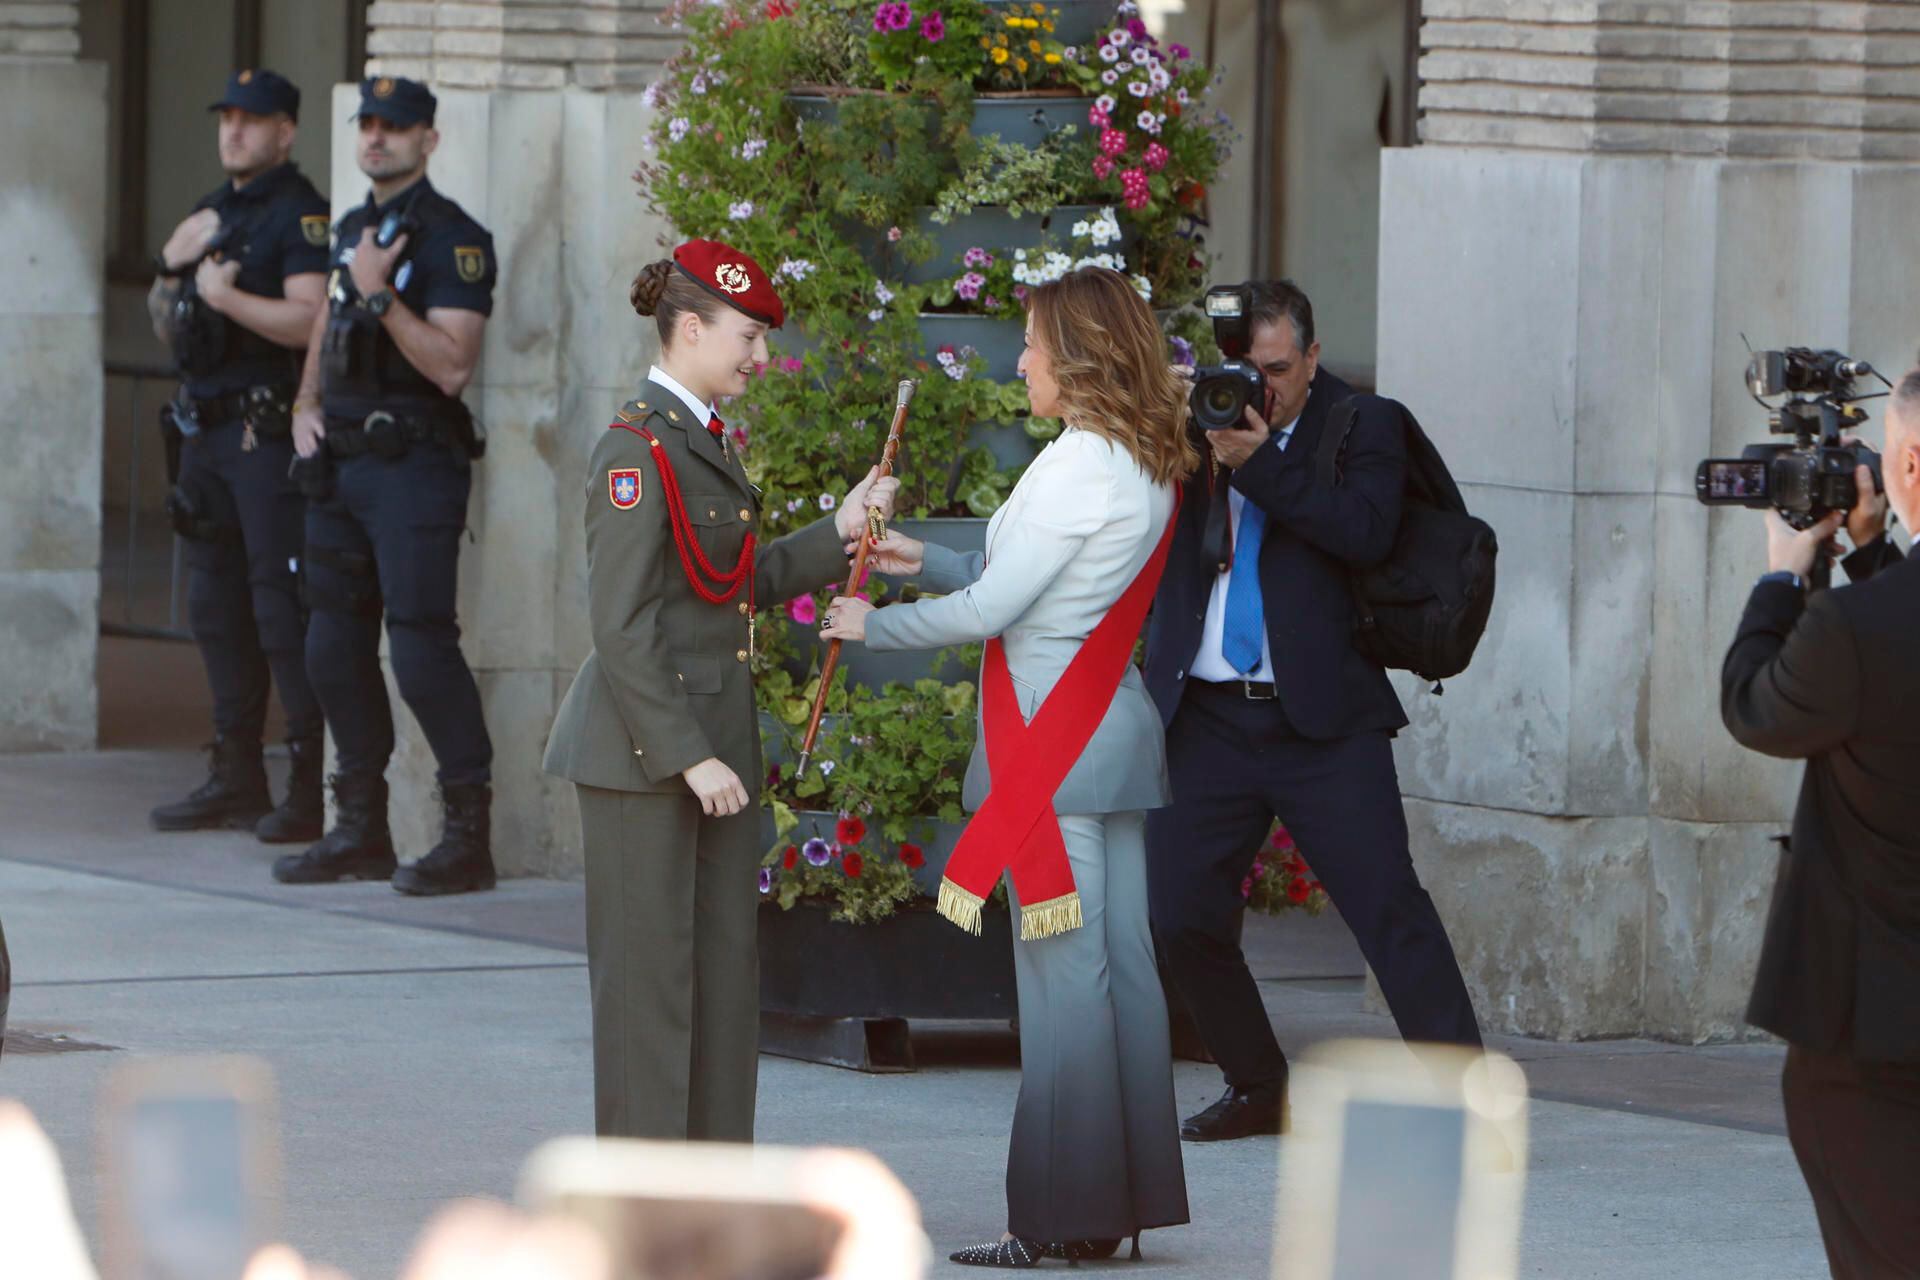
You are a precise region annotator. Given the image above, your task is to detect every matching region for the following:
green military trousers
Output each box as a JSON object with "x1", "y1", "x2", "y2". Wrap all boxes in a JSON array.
[{"x1": 576, "y1": 784, "x2": 763, "y2": 1141}]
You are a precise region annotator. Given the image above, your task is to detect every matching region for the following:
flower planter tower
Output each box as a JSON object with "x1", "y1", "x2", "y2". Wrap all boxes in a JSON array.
[{"x1": 641, "y1": 0, "x2": 1232, "y2": 1069}]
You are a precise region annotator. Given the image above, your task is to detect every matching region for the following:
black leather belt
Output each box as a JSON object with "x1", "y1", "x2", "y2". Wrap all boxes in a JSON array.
[
  {"x1": 185, "y1": 385, "x2": 290, "y2": 426},
  {"x1": 323, "y1": 410, "x2": 461, "y2": 458},
  {"x1": 1195, "y1": 677, "x2": 1278, "y2": 701}
]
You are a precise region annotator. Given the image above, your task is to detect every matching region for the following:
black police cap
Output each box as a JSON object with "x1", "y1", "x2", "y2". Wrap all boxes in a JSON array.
[
  {"x1": 208, "y1": 68, "x2": 301, "y2": 121},
  {"x1": 353, "y1": 76, "x2": 437, "y2": 129}
]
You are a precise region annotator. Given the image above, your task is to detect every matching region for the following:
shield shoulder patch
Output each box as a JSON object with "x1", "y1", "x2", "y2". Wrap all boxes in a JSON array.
[
  {"x1": 301, "y1": 215, "x2": 331, "y2": 247},
  {"x1": 608, "y1": 468, "x2": 643, "y2": 510},
  {"x1": 454, "y1": 245, "x2": 487, "y2": 284}
]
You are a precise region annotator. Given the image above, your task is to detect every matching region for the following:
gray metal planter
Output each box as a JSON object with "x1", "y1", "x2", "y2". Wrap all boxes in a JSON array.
[
  {"x1": 986, "y1": 0, "x2": 1117, "y2": 49},
  {"x1": 895, "y1": 204, "x2": 1107, "y2": 286},
  {"x1": 787, "y1": 91, "x2": 1095, "y2": 150}
]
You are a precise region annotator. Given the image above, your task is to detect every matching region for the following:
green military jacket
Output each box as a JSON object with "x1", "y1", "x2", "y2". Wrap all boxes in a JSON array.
[{"x1": 543, "y1": 379, "x2": 848, "y2": 793}]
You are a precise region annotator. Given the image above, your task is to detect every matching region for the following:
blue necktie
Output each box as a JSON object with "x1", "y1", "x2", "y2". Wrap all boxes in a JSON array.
[{"x1": 1222, "y1": 497, "x2": 1266, "y2": 675}]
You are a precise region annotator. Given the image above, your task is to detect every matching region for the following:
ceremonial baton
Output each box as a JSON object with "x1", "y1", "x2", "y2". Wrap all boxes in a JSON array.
[{"x1": 796, "y1": 378, "x2": 916, "y2": 778}]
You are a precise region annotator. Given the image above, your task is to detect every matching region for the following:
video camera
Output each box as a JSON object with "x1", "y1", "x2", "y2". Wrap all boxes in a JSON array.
[
  {"x1": 1189, "y1": 284, "x2": 1267, "y2": 431},
  {"x1": 1695, "y1": 347, "x2": 1886, "y2": 534}
]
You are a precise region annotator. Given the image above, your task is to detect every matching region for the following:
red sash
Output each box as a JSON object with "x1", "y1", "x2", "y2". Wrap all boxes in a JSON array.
[{"x1": 937, "y1": 493, "x2": 1181, "y2": 941}]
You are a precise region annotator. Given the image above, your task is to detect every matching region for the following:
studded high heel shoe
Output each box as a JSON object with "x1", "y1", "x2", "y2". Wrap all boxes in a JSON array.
[
  {"x1": 949, "y1": 1236, "x2": 1045, "y2": 1268},
  {"x1": 1041, "y1": 1232, "x2": 1143, "y2": 1263}
]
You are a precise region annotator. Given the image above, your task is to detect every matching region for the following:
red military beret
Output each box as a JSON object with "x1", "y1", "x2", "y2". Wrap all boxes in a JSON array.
[{"x1": 672, "y1": 239, "x2": 786, "y2": 329}]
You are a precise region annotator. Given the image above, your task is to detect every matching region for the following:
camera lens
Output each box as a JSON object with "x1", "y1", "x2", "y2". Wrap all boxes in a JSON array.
[{"x1": 1203, "y1": 383, "x2": 1239, "y2": 416}]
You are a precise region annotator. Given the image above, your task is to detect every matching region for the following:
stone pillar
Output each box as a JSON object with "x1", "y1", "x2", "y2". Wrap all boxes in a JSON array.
[
  {"x1": 331, "y1": 0, "x2": 679, "y2": 872},
  {"x1": 1379, "y1": 1, "x2": 1920, "y2": 1039},
  {"x1": 0, "y1": 7, "x2": 107, "y2": 751}
]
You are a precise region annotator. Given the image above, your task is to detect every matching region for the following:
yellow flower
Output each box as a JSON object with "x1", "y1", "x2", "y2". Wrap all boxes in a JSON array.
[
  {"x1": 1015, "y1": 56, "x2": 1029, "y2": 71},
  {"x1": 991, "y1": 46, "x2": 1009, "y2": 63},
  {"x1": 1029, "y1": 38, "x2": 1042, "y2": 53},
  {"x1": 1004, "y1": 14, "x2": 1020, "y2": 25},
  {"x1": 1042, "y1": 20, "x2": 1054, "y2": 31},
  {"x1": 994, "y1": 31, "x2": 1007, "y2": 44},
  {"x1": 1030, "y1": 2, "x2": 1045, "y2": 13},
  {"x1": 1044, "y1": 51, "x2": 1061, "y2": 63},
  {"x1": 979, "y1": 35, "x2": 991, "y2": 47}
]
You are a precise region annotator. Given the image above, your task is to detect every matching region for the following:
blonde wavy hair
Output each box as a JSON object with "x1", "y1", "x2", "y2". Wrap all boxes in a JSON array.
[{"x1": 1026, "y1": 266, "x2": 1200, "y2": 487}]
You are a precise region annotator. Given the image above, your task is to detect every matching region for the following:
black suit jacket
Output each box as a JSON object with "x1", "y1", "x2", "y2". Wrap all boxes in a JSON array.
[
  {"x1": 1144, "y1": 367, "x2": 1409, "y2": 740},
  {"x1": 1722, "y1": 537, "x2": 1920, "y2": 1061}
]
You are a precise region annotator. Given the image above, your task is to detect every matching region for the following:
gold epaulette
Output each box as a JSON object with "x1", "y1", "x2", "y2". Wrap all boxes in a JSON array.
[{"x1": 613, "y1": 398, "x2": 652, "y2": 425}]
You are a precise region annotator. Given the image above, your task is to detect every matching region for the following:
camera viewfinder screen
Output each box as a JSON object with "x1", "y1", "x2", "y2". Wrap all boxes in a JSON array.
[
  {"x1": 1326, "y1": 1100, "x2": 1468, "y2": 1280},
  {"x1": 1705, "y1": 461, "x2": 1768, "y2": 499}
]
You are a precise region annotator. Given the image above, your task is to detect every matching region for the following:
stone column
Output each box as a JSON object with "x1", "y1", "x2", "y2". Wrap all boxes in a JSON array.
[
  {"x1": 331, "y1": 0, "x2": 679, "y2": 872},
  {"x1": 0, "y1": 6, "x2": 107, "y2": 751},
  {"x1": 1379, "y1": 1, "x2": 1920, "y2": 1039}
]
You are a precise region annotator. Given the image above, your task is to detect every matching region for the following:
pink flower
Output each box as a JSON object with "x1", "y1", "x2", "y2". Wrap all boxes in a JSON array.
[
  {"x1": 1089, "y1": 105, "x2": 1110, "y2": 128},
  {"x1": 887, "y1": 225, "x2": 903, "y2": 242},
  {"x1": 787, "y1": 594, "x2": 818, "y2": 625},
  {"x1": 1099, "y1": 128, "x2": 1129, "y2": 158},
  {"x1": 1169, "y1": 42, "x2": 1191, "y2": 60},
  {"x1": 1091, "y1": 154, "x2": 1114, "y2": 180},
  {"x1": 780, "y1": 356, "x2": 803, "y2": 373},
  {"x1": 731, "y1": 426, "x2": 749, "y2": 447},
  {"x1": 963, "y1": 246, "x2": 993, "y2": 268},
  {"x1": 1241, "y1": 876, "x2": 1254, "y2": 899},
  {"x1": 955, "y1": 271, "x2": 985, "y2": 300},
  {"x1": 1121, "y1": 168, "x2": 1150, "y2": 210},
  {"x1": 920, "y1": 11, "x2": 945, "y2": 41},
  {"x1": 1144, "y1": 141, "x2": 1169, "y2": 171}
]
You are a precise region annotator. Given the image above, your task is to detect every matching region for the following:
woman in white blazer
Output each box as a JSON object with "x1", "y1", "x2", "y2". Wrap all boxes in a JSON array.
[{"x1": 822, "y1": 267, "x2": 1197, "y2": 1268}]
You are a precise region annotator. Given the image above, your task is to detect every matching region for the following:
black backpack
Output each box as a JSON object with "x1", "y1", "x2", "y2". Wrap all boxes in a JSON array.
[{"x1": 1314, "y1": 395, "x2": 1497, "y2": 691}]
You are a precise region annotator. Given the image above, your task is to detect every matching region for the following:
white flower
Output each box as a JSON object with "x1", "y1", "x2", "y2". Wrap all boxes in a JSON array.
[
  {"x1": 818, "y1": 493, "x2": 837, "y2": 511},
  {"x1": 1130, "y1": 46, "x2": 1150, "y2": 65},
  {"x1": 874, "y1": 281, "x2": 894, "y2": 304},
  {"x1": 1131, "y1": 274, "x2": 1152, "y2": 300},
  {"x1": 1084, "y1": 208, "x2": 1123, "y2": 246},
  {"x1": 1095, "y1": 93, "x2": 1117, "y2": 115},
  {"x1": 728, "y1": 199, "x2": 754, "y2": 220},
  {"x1": 708, "y1": 67, "x2": 729, "y2": 84},
  {"x1": 641, "y1": 81, "x2": 663, "y2": 109},
  {"x1": 867, "y1": 309, "x2": 884, "y2": 321},
  {"x1": 819, "y1": 760, "x2": 836, "y2": 776},
  {"x1": 667, "y1": 116, "x2": 690, "y2": 141},
  {"x1": 1116, "y1": 0, "x2": 1140, "y2": 13},
  {"x1": 787, "y1": 497, "x2": 805, "y2": 513},
  {"x1": 778, "y1": 259, "x2": 815, "y2": 281},
  {"x1": 1108, "y1": 28, "x2": 1131, "y2": 48},
  {"x1": 1127, "y1": 78, "x2": 1149, "y2": 97},
  {"x1": 1176, "y1": 87, "x2": 1190, "y2": 105},
  {"x1": 936, "y1": 349, "x2": 956, "y2": 367},
  {"x1": 1071, "y1": 219, "x2": 1091, "y2": 238},
  {"x1": 943, "y1": 362, "x2": 966, "y2": 381},
  {"x1": 1148, "y1": 65, "x2": 1171, "y2": 91},
  {"x1": 1098, "y1": 43, "x2": 1120, "y2": 63},
  {"x1": 1138, "y1": 109, "x2": 1163, "y2": 134},
  {"x1": 738, "y1": 136, "x2": 767, "y2": 160},
  {"x1": 690, "y1": 73, "x2": 708, "y2": 95}
]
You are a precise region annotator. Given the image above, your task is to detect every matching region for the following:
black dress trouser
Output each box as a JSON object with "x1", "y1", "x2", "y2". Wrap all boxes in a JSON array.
[
  {"x1": 1146, "y1": 680, "x2": 1481, "y2": 1091},
  {"x1": 1783, "y1": 1044, "x2": 1920, "y2": 1279}
]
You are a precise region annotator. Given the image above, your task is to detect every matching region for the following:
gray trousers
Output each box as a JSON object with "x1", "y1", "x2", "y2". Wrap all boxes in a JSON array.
[
  {"x1": 576, "y1": 784, "x2": 760, "y2": 1142},
  {"x1": 1005, "y1": 811, "x2": 1191, "y2": 1241}
]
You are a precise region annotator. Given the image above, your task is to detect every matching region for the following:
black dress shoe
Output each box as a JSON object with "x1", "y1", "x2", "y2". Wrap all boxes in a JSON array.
[
  {"x1": 1181, "y1": 1080, "x2": 1290, "y2": 1142},
  {"x1": 1042, "y1": 1232, "x2": 1142, "y2": 1262}
]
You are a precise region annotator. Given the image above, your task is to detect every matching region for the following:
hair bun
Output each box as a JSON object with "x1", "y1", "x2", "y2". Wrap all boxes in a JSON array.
[{"x1": 630, "y1": 259, "x2": 673, "y2": 317}]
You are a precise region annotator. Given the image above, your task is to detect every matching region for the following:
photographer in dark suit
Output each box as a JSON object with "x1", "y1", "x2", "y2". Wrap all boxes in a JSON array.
[
  {"x1": 1143, "y1": 281, "x2": 1481, "y2": 1142},
  {"x1": 1721, "y1": 368, "x2": 1920, "y2": 1279}
]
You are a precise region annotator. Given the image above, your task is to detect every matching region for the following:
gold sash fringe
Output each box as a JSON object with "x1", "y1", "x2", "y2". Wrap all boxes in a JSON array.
[
  {"x1": 1019, "y1": 892, "x2": 1084, "y2": 941},
  {"x1": 936, "y1": 878, "x2": 987, "y2": 936}
]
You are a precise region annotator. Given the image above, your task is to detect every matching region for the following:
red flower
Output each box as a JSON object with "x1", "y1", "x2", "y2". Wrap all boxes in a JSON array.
[
  {"x1": 899, "y1": 842, "x2": 925, "y2": 868},
  {"x1": 836, "y1": 815, "x2": 867, "y2": 846},
  {"x1": 843, "y1": 852, "x2": 864, "y2": 878},
  {"x1": 783, "y1": 845, "x2": 798, "y2": 869},
  {"x1": 764, "y1": 0, "x2": 792, "y2": 16},
  {"x1": 1287, "y1": 878, "x2": 1311, "y2": 904}
]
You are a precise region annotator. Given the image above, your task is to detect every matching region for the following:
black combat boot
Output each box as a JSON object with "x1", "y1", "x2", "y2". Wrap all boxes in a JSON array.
[
  {"x1": 254, "y1": 735, "x2": 325, "y2": 844},
  {"x1": 150, "y1": 736, "x2": 272, "y2": 831},
  {"x1": 393, "y1": 783, "x2": 497, "y2": 896},
  {"x1": 271, "y1": 772, "x2": 397, "y2": 884}
]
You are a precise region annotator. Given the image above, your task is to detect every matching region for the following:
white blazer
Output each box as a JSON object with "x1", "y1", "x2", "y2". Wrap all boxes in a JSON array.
[{"x1": 864, "y1": 427, "x2": 1175, "y2": 815}]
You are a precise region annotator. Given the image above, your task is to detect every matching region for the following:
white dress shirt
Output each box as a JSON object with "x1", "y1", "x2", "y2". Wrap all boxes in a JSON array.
[
  {"x1": 647, "y1": 364, "x2": 715, "y2": 429},
  {"x1": 1188, "y1": 411, "x2": 1302, "y2": 683}
]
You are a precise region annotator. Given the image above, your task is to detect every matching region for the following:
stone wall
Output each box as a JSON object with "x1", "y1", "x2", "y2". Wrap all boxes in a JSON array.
[
  {"x1": 1, "y1": 10, "x2": 107, "y2": 751},
  {"x1": 333, "y1": 0, "x2": 681, "y2": 873},
  {"x1": 1378, "y1": 0, "x2": 1920, "y2": 1040}
]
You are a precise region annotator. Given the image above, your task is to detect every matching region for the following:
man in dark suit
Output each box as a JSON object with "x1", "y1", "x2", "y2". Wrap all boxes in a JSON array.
[
  {"x1": 1144, "y1": 281, "x2": 1481, "y2": 1142},
  {"x1": 1721, "y1": 368, "x2": 1920, "y2": 1279}
]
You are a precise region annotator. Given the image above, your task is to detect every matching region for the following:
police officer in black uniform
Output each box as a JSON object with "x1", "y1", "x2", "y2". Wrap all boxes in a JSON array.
[
  {"x1": 277, "y1": 76, "x2": 498, "y2": 895},
  {"x1": 148, "y1": 69, "x2": 330, "y2": 844}
]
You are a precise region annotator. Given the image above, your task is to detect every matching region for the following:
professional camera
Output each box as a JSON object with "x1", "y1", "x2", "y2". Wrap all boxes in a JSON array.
[
  {"x1": 1189, "y1": 284, "x2": 1266, "y2": 431},
  {"x1": 1695, "y1": 347, "x2": 1886, "y2": 532}
]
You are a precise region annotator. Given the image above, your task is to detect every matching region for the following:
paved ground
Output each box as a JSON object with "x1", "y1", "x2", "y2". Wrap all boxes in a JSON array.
[{"x1": 0, "y1": 746, "x2": 1830, "y2": 1279}]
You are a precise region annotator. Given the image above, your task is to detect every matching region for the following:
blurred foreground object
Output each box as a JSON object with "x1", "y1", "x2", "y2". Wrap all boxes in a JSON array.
[
  {"x1": 1274, "y1": 1042, "x2": 1528, "y2": 1280},
  {"x1": 0, "y1": 1099, "x2": 102, "y2": 1280}
]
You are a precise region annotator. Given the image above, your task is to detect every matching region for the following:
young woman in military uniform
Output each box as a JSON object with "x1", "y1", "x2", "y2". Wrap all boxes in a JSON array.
[{"x1": 544, "y1": 240, "x2": 897, "y2": 1140}]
